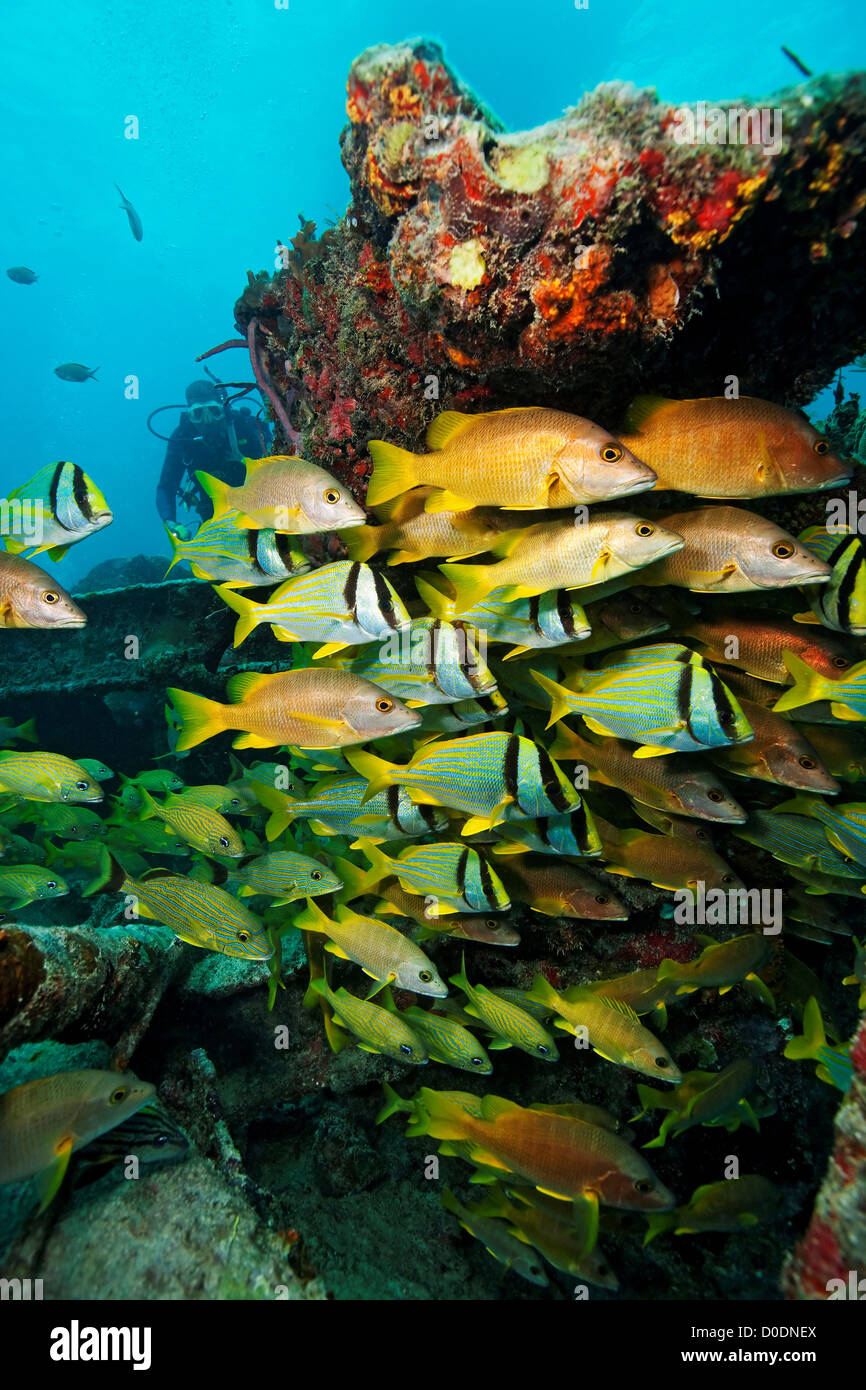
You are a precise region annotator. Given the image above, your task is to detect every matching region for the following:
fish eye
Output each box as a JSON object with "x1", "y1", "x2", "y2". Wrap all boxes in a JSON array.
[
  {"x1": 237, "y1": 930, "x2": 250, "y2": 943},
  {"x1": 635, "y1": 1178, "x2": 653, "y2": 1193},
  {"x1": 537, "y1": 1044, "x2": 551, "y2": 1055},
  {"x1": 722, "y1": 874, "x2": 735, "y2": 884},
  {"x1": 628, "y1": 602, "x2": 643, "y2": 614},
  {"x1": 323, "y1": 488, "x2": 341, "y2": 504},
  {"x1": 696, "y1": 828, "x2": 709, "y2": 841},
  {"x1": 109, "y1": 1087, "x2": 128, "y2": 1105},
  {"x1": 798, "y1": 755, "x2": 818, "y2": 769},
  {"x1": 635, "y1": 522, "x2": 654, "y2": 537},
  {"x1": 419, "y1": 970, "x2": 433, "y2": 983},
  {"x1": 380, "y1": 595, "x2": 393, "y2": 612},
  {"x1": 75, "y1": 780, "x2": 90, "y2": 792},
  {"x1": 707, "y1": 789, "x2": 724, "y2": 803},
  {"x1": 655, "y1": 1056, "x2": 670, "y2": 1068},
  {"x1": 42, "y1": 590, "x2": 60, "y2": 604},
  {"x1": 230, "y1": 797, "x2": 242, "y2": 807},
  {"x1": 219, "y1": 836, "x2": 230, "y2": 848},
  {"x1": 486, "y1": 918, "x2": 499, "y2": 929},
  {"x1": 772, "y1": 541, "x2": 795, "y2": 559},
  {"x1": 399, "y1": 1043, "x2": 414, "y2": 1056},
  {"x1": 471, "y1": 1056, "x2": 485, "y2": 1067},
  {"x1": 376, "y1": 697, "x2": 393, "y2": 713},
  {"x1": 601, "y1": 444, "x2": 623, "y2": 462},
  {"x1": 832, "y1": 656, "x2": 849, "y2": 669},
  {"x1": 814, "y1": 439, "x2": 830, "y2": 455},
  {"x1": 154, "y1": 1134, "x2": 168, "y2": 1147},
  {"x1": 595, "y1": 893, "x2": 609, "y2": 904},
  {"x1": 719, "y1": 709, "x2": 736, "y2": 727},
  {"x1": 46, "y1": 880, "x2": 57, "y2": 890},
  {"x1": 311, "y1": 870, "x2": 321, "y2": 881}
]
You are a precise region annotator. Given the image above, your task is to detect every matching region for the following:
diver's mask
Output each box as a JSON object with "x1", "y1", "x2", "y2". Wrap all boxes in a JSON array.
[{"x1": 187, "y1": 402, "x2": 224, "y2": 427}]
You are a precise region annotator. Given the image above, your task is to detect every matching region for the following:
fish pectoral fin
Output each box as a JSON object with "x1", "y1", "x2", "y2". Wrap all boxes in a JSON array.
[
  {"x1": 792, "y1": 609, "x2": 821, "y2": 626},
  {"x1": 689, "y1": 564, "x2": 738, "y2": 589},
  {"x1": 632, "y1": 742, "x2": 679, "y2": 759},
  {"x1": 581, "y1": 716, "x2": 610, "y2": 738},
  {"x1": 313, "y1": 641, "x2": 352, "y2": 658},
  {"x1": 232, "y1": 734, "x2": 279, "y2": 750},
  {"x1": 323, "y1": 942, "x2": 351, "y2": 959},
  {"x1": 486, "y1": 1038, "x2": 513, "y2": 1050},
  {"x1": 364, "y1": 974, "x2": 395, "y2": 1001},
  {"x1": 37, "y1": 1136, "x2": 75, "y2": 1212},
  {"x1": 424, "y1": 490, "x2": 475, "y2": 513},
  {"x1": 271, "y1": 628, "x2": 302, "y2": 643},
  {"x1": 589, "y1": 547, "x2": 613, "y2": 581}
]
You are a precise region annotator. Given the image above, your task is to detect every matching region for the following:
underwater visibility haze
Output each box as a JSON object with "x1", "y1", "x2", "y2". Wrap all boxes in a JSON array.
[{"x1": 1, "y1": 0, "x2": 866, "y2": 1320}]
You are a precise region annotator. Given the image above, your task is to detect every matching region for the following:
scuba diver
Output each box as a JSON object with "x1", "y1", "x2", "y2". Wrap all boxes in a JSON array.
[{"x1": 154, "y1": 379, "x2": 271, "y2": 534}]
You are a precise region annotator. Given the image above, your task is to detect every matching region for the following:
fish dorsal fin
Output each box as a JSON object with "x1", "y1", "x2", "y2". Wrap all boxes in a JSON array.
[
  {"x1": 226, "y1": 671, "x2": 270, "y2": 703},
  {"x1": 245, "y1": 454, "x2": 288, "y2": 474},
  {"x1": 426, "y1": 411, "x2": 476, "y2": 451},
  {"x1": 622, "y1": 395, "x2": 674, "y2": 433},
  {"x1": 480, "y1": 1094, "x2": 524, "y2": 1122},
  {"x1": 596, "y1": 994, "x2": 641, "y2": 1023}
]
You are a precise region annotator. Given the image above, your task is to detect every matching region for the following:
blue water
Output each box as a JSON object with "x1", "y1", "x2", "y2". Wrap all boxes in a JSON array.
[{"x1": 1, "y1": 0, "x2": 862, "y2": 584}]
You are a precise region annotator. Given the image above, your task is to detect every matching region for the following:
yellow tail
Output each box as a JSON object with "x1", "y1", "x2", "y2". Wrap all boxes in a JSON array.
[
  {"x1": 166, "y1": 687, "x2": 227, "y2": 751},
  {"x1": 215, "y1": 584, "x2": 260, "y2": 648},
  {"x1": 414, "y1": 574, "x2": 453, "y2": 619},
  {"x1": 344, "y1": 747, "x2": 399, "y2": 802},
  {"x1": 163, "y1": 524, "x2": 183, "y2": 578},
  {"x1": 773, "y1": 650, "x2": 826, "y2": 713},
  {"x1": 339, "y1": 525, "x2": 382, "y2": 563},
  {"x1": 437, "y1": 562, "x2": 490, "y2": 615},
  {"x1": 531, "y1": 670, "x2": 577, "y2": 728},
  {"x1": 195, "y1": 470, "x2": 232, "y2": 519},
  {"x1": 367, "y1": 441, "x2": 419, "y2": 507}
]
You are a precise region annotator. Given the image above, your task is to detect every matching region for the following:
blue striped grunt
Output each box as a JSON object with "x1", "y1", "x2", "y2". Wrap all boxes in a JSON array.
[
  {"x1": 402, "y1": 1008, "x2": 492, "y2": 1073},
  {"x1": 306, "y1": 978, "x2": 428, "y2": 1063},
  {"x1": 0, "y1": 864, "x2": 69, "y2": 908},
  {"x1": 0, "y1": 752, "x2": 103, "y2": 803},
  {"x1": 99, "y1": 856, "x2": 273, "y2": 959},
  {"x1": 138, "y1": 788, "x2": 244, "y2": 858},
  {"x1": 772, "y1": 794, "x2": 866, "y2": 868},
  {"x1": 347, "y1": 732, "x2": 585, "y2": 836},
  {"x1": 774, "y1": 649, "x2": 866, "y2": 722},
  {"x1": 216, "y1": 560, "x2": 410, "y2": 655},
  {"x1": 230, "y1": 851, "x2": 342, "y2": 902},
  {"x1": 450, "y1": 956, "x2": 558, "y2": 1061}
]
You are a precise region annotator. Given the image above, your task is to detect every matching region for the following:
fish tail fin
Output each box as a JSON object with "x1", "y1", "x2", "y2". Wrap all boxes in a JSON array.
[
  {"x1": 136, "y1": 786, "x2": 159, "y2": 821},
  {"x1": 343, "y1": 747, "x2": 400, "y2": 801},
  {"x1": 294, "y1": 897, "x2": 332, "y2": 934},
  {"x1": 215, "y1": 584, "x2": 259, "y2": 647},
  {"x1": 526, "y1": 973, "x2": 559, "y2": 1007},
  {"x1": 415, "y1": 574, "x2": 453, "y2": 619},
  {"x1": 547, "y1": 720, "x2": 589, "y2": 761},
  {"x1": 437, "y1": 563, "x2": 490, "y2": 615},
  {"x1": 643, "y1": 1210, "x2": 678, "y2": 1245},
  {"x1": 83, "y1": 847, "x2": 126, "y2": 897},
  {"x1": 366, "y1": 441, "x2": 419, "y2": 507},
  {"x1": 784, "y1": 995, "x2": 827, "y2": 1063},
  {"x1": 252, "y1": 783, "x2": 295, "y2": 842},
  {"x1": 162, "y1": 524, "x2": 185, "y2": 577},
  {"x1": 355, "y1": 839, "x2": 394, "y2": 887},
  {"x1": 655, "y1": 958, "x2": 682, "y2": 983},
  {"x1": 195, "y1": 470, "x2": 232, "y2": 519},
  {"x1": 375, "y1": 1082, "x2": 416, "y2": 1125},
  {"x1": 773, "y1": 651, "x2": 827, "y2": 713},
  {"x1": 339, "y1": 525, "x2": 381, "y2": 562},
  {"x1": 531, "y1": 671, "x2": 576, "y2": 728},
  {"x1": 448, "y1": 950, "x2": 472, "y2": 996},
  {"x1": 17, "y1": 718, "x2": 37, "y2": 743},
  {"x1": 166, "y1": 687, "x2": 226, "y2": 751},
  {"x1": 333, "y1": 853, "x2": 379, "y2": 902}
]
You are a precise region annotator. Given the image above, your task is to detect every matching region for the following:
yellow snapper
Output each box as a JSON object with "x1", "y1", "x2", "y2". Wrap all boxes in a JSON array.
[
  {"x1": 528, "y1": 975, "x2": 681, "y2": 1082},
  {"x1": 618, "y1": 395, "x2": 850, "y2": 497},
  {"x1": 216, "y1": 560, "x2": 411, "y2": 655},
  {"x1": 644, "y1": 1175, "x2": 779, "y2": 1242},
  {"x1": 641, "y1": 506, "x2": 831, "y2": 592},
  {"x1": 196, "y1": 454, "x2": 366, "y2": 532},
  {"x1": 593, "y1": 813, "x2": 744, "y2": 894},
  {"x1": 0, "y1": 752, "x2": 103, "y2": 803},
  {"x1": 168, "y1": 669, "x2": 421, "y2": 752},
  {"x1": 441, "y1": 1186, "x2": 548, "y2": 1285},
  {"x1": 367, "y1": 407, "x2": 656, "y2": 511},
  {"x1": 0, "y1": 554, "x2": 86, "y2": 629},
  {"x1": 2, "y1": 461, "x2": 113, "y2": 561},
  {"x1": 295, "y1": 896, "x2": 447, "y2": 995},
  {"x1": 439, "y1": 513, "x2": 684, "y2": 612},
  {"x1": 341, "y1": 488, "x2": 532, "y2": 565},
  {"x1": 0, "y1": 1069, "x2": 155, "y2": 1206}
]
